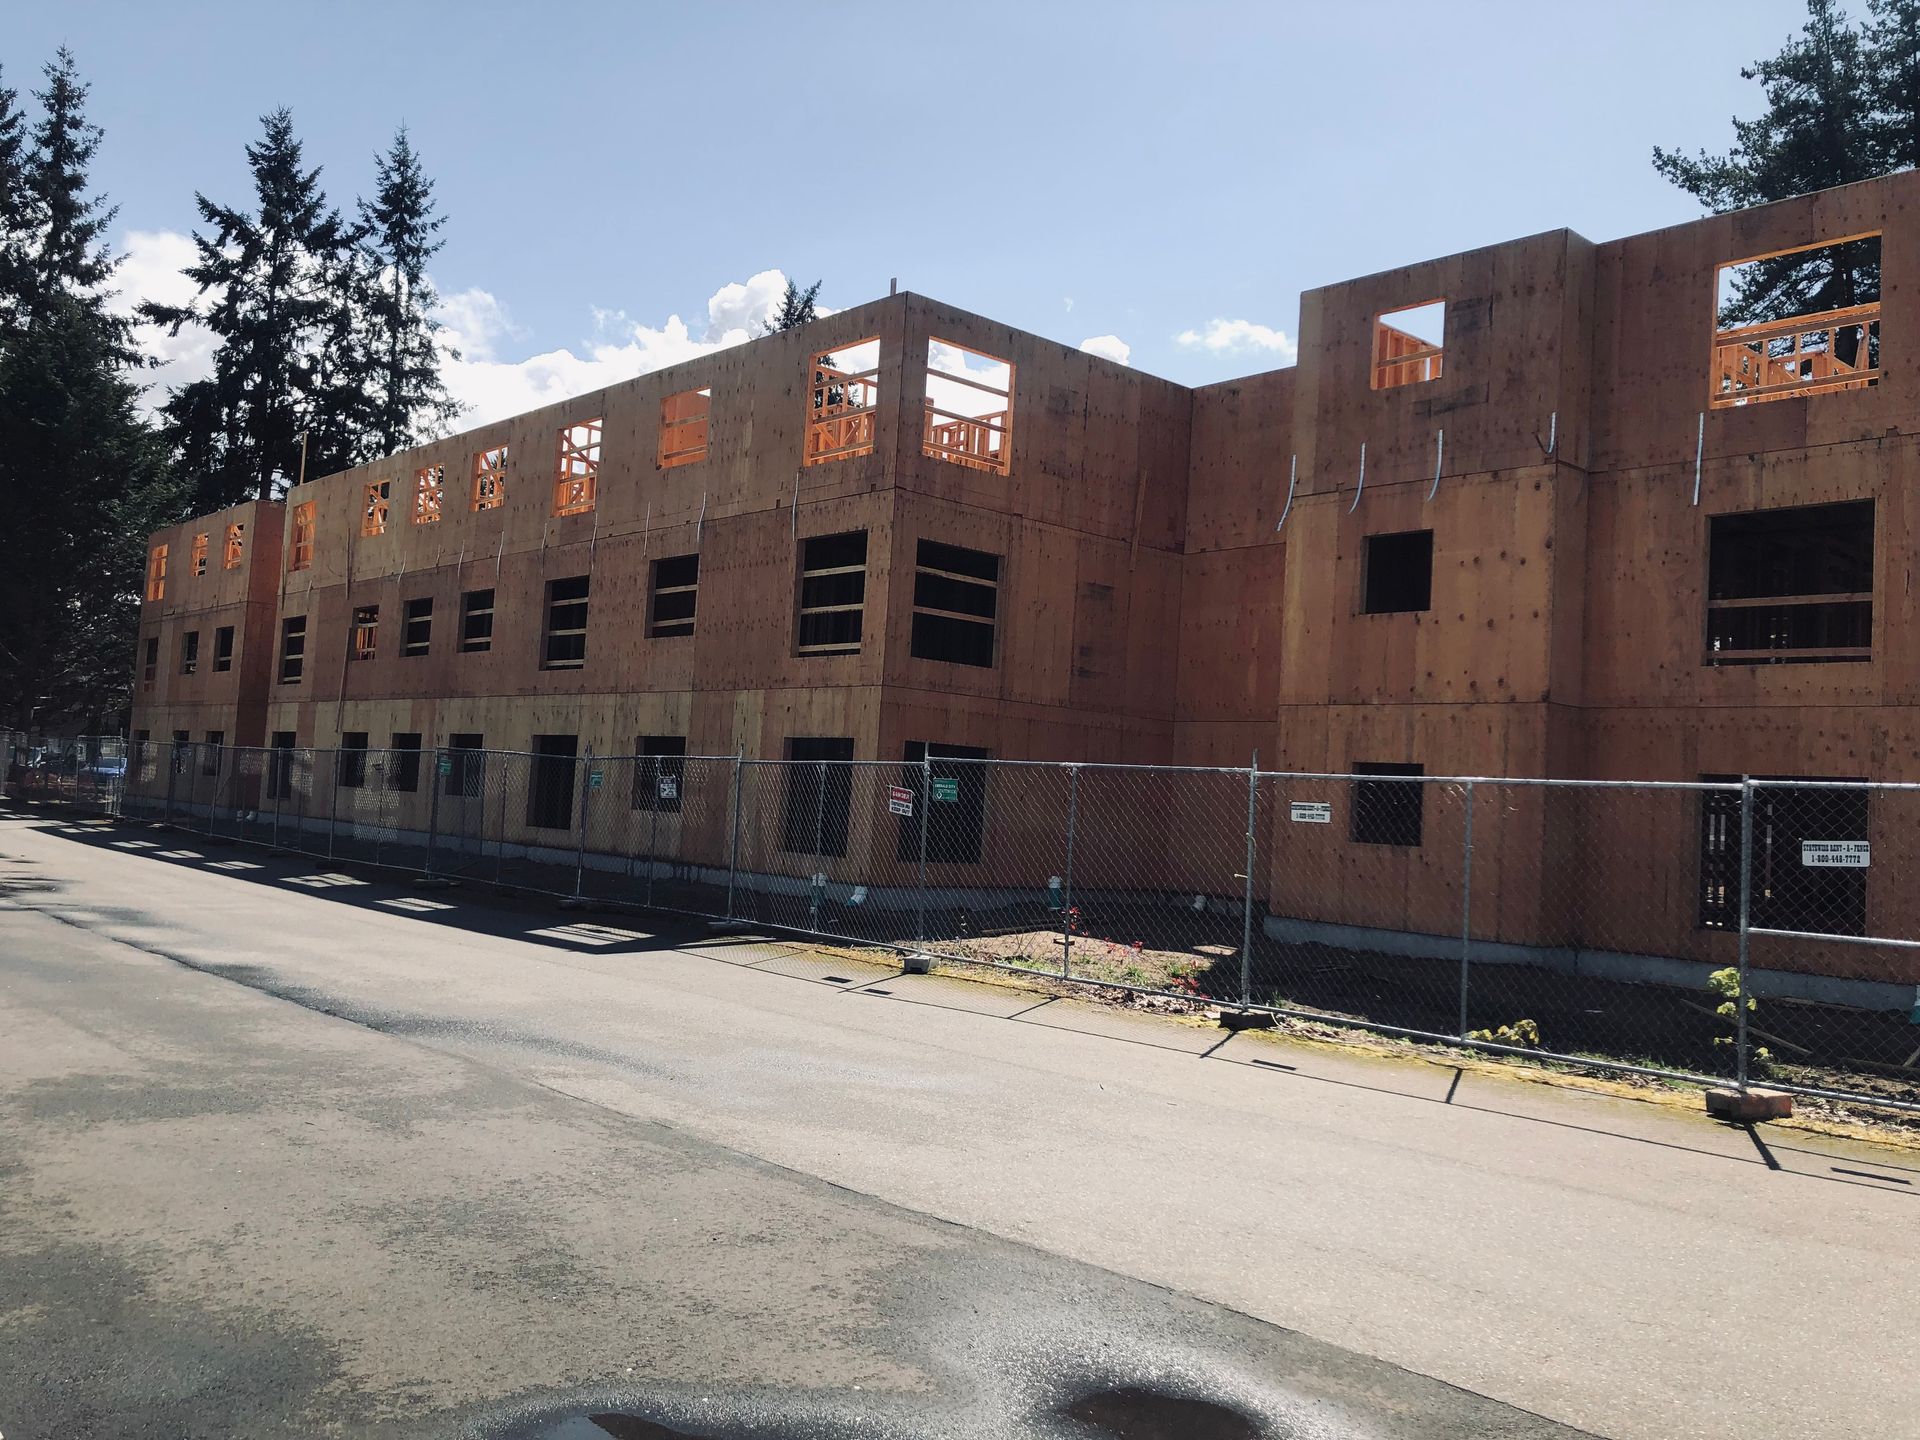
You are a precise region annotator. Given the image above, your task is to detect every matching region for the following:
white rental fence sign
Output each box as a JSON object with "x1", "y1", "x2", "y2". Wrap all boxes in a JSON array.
[
  {"x1": 1290, "y1": 801, "x2": 1332, "y2": 824},
  {"x1": 1802, "y1": 840, "x2": 1870, "y2": 868}
]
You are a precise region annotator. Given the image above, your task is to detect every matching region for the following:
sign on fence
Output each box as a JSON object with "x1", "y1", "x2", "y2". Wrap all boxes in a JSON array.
[
  {"x1": 658, "y1": 774, "x2": 678, "y2": 801},
  {"x1": 888, "y1": 785, "x2": 914, "y2": 817},
  {"x1": 437, "y1": 754, "x2": 452, "y2": 776},
  {"x1": 932, "y1": 777, "x2": 959, "y2": 803},
  {"x1": 588, "y1": 768, "x2": 604, "y2": 791},
  {"x1": 1802, "y1": 840, "x2": 1870, "y2": 868},
  {"x1": 1290, "y1": 801, "x2": 1332, "y2": 824}
]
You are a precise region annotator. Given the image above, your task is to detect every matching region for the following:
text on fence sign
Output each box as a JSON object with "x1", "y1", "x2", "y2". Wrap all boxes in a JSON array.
[
  {"x1": 1802, "y1": 840, "x2": 1870, "y2": 868},
  {"x1": 887, "y1": 785, "x2": 914, "y2": 817},
  {"x1": 1290, "y1": 801, "x2": 1332, "y2": 824}
]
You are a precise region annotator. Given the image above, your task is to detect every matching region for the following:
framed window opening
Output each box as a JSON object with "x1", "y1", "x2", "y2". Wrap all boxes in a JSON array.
[
  {"x1": 1350, "y1": 762, "x2": 1425, "y2": 847},
  {"x1": 648, "y1": 554, "x2": 698, "y2": 638},
  {"x1": 526, "y1": 734, "x2": 579, "y2": 830},
  {"x1": 460, "y1": 588, "x2": 495, "y2": 652},
  {"x1": 213, "y1": 625, "x2": 234, "y2": 673},
  {"x1": 803, "y1": 338, "x2": 879, "y2": 466},
  {"x1": 1705, "y1": 500, "x2": 1872, "y2": 665},
  {"x1": 473, "y1": 445, "x2": 508, "y2": 511},
  {"x1": 444, "y1": 732, "x2": 485, "y2": 798},
  {"x1": 554, "y1": 418, "x2": 601, "y2": 515},
  {"x1": 923, "y1": 339, "x2": 1012, "y2": 474},
  {"x1": 542, "y1": 575, "x2": 590, "y2": 670},
  {"x1": 1371, "y1": 300, "x2": 1445, "y2": 390},
  {"x1": 1711, "y1": 233, "x2": 1881, "y2": 408},
  {"x1": 290, "y1": 501, "x2": 315, "y2": 572},
  {"x1": 180, "y1": 630, "x2": 199, "y2": 676},
  {"x1": 796, "y1": 530, "x2": 867, "y2": 656},
  {"x1": 390, "y1": 732, "x2": 423, "y2": 792},
  {"x1": 223, "y1": 522, "x2": 245, "y2": 569},
  {"x1": 910, "y1": 539, "x2": 999, "y2": 667},
  {"x1": 146, "y1": 544, "x2": 168, "y2": 602},
  {"x1": 351, "y1": 604, "x2": 379, "y2": 661},
  {"x1": 413, "y1": 464, "x2": 445, "y2": 524},
  {"x1": 142, "y1": 635, "x2": 158, "y2": 691},
  {"x1": 658, "y1": 388, "x2": 711, "y2": 468},
  {"x1": 629, "y1": 735, "x2": 687, "y2": 813},
  {"x1": 190, "y1": 532, "x2": 209, "y2": 577},
  {"x1": 279, "y1": 615, "x2": 306, "y2": 683},
  {"x1": 338, "y1": 732, "x2": 368, "y2": 789},
  {"x1": 363, "y1": 480, "x2": 391, "y2": 536},
  {"x1": 402, "y1": 596, "x2": 433, "y2": 657},
  {"x1": 780, "y1": 737, "x2": 854, "y2": 856}
]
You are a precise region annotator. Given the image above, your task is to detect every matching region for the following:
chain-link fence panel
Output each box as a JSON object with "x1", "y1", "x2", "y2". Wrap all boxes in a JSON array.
[
  {"x1": 568, "y1": 754, "x2": 737, "y2": 916},
  {"x1": 1253, "y1": 773, "x2": 1469, "y2": 1042},
  {"x1": 1058, "y1": 765, "x2": 1266, "y2": 1003}
]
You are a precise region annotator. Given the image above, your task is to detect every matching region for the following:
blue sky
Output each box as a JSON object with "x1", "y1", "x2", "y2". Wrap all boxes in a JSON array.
[{"x1": 13, "y1": 0, "x2": 1832, "y2": 419}]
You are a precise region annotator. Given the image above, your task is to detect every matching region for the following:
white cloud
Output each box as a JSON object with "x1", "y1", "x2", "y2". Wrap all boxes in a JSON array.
[
  {"x1": 1078, "y1": 334, "x2": 1132, "y2": 367},
  {"x1": 1174, "y1": 318, "x2": 1297, "y2": 363},
  {"x1": 108, "y1": 229, "x2": 219, "y2": 414}
]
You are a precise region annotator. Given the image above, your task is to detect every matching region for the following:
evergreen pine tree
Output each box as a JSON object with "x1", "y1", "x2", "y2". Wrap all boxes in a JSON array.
[
  {"x1": 145, "y1": 108, "x2": 360, "y2": 507},
  {"x1": 1652, "y1": 0, "x2": 1883, "y2": 325},
  {"x1": 762, "y1": 277, "x2": 823, "y2": 334},
  {"x1": 1864, "y1": 0, "x2": 1920, "y2": 174},
  {"x1": 358, "y1": 126, "x2": 460, "y2": 453},
  {"x1": 0, "y1": 63, "x2": 31, "y2": 334},
  {"x1": 0, "y1": 50, "x2": 182, "y2": 731}
]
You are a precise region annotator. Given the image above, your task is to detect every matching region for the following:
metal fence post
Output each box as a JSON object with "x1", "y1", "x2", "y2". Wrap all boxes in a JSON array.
[
  {"x1": 1240, "y1": 754, "x2": 1258, "y2": 1008},
  {"x1": 809, "y1": 760, "x2": 826, "y2": 933},
  {"x1": 1736, "y1": 777, "x2": 1755, "y2": 1091},
  {"x1": 326, "y1": 749, "x2": 339, "y2": 860},
  {"x1": 573, "y1": 744, "x2": 594, "y2": 898},
  {"x1": 163, "y1": 741, "x2": 179, "y2": 825},
  {"x1": 725, "y1": 749, "x2": 744, "y2": 920},
  {"x1": 1458, "y1": 779, "x2": 1475, "y2": 1039},
  {"x1": 423, "y1": 748, "x2": 443, "y2": 878},
  {"x1": 1061, "y1": 764, "x2": 1080, "y2": 979},
  {"x1": 645, "y1": 761, "x2": 662, "y2": 909},
  {"x1": 272, "y1": 747, "x2": 284, "y2": 850},
  {"x1": 917, "y1": 750, "x2": 932, "y2": 943}
]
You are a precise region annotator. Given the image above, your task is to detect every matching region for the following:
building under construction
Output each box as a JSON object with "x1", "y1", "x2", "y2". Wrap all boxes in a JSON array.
[{"x1": 127, "y1": 172, "x2": 1920, "y2": 1000}]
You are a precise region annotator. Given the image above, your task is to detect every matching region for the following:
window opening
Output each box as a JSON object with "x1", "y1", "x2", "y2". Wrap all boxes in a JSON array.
[
  {"x1": 781, "y1": 737, "x2": 854, "y2": 856},
  {"x1": 542, "y1": 575, "x2": 589, "y2": 669},
  {"x1": 797, "y1": 530, "x2": 867, "y2": 655},
  {"x1": 223, "y1": 522, "x2": 245, "y2": 569},
  {"x1": 191, "y1": 532, "x2": 208, "y2": 576},
  {"x1": 213, "y1": 625, "x2": 234, "y2": 672},
  {"x1": 403, "y1": 596, "x2": 433, "y2": 656},
  {"x1": 897, "y1": 742, "x2": 990, "y2": 863},
  {"x1": 1712, "y1": 234, "x2": 1881, "y2": 407},
  {"x1": 649, "y1": 554, "x2": 699, "y2": 638},
  {"x1": 659, "y1": 388, "x2": 711, "y2": 468},
  {"x1": 804, "y1": 338, "x2": 879, "y2": 465},
  {"x1": 290, "y1": 502, "x2": 315, "y2": 571},
  {"x1": 910, "y1": 539, "x2": 999, "y2": 667},
  {"x1": 414, "y1": 464, "x2": 444, "y2": 524},
  {"x1": 554, "y1": 418, "x2": 601, "y2": 515},
  {"x1": 180, "y1": 630, "x2": 199, "y2": 675},
  {"x1": 526, "y1": 734, "x2": 579, "y2": 830},
  {"x1": 460, "y1": 589, "x2": 495, "y2": 652},
  {"x1": 351, "y1": 604, "x2": 379, "y2": 661},
  {"x1": 473, "y1": 445, "x2": 508, "y2": 511},
  {"x1": 1363, "y1": 530, "x2": 1434, "y2": 614},
  {"x1": 279, "y1": 615, "x2": 306, "y2": 683},
  {"x1": 1706, "y1": 500, "x2": 1872, "y2": 665},
  {"x1": 338, "y1": 732, "x2": 368, "y2": 788},
  {"x1": 146, "y1": 544, "x2": 168, "y2": 601},
  {"x1": 390, "y1": 732, "x2": 422, "y2": 792},
  {"x1": 363, "y1": 480, "x2": 390, "y2": 536},
  {"x1": 630, "y1": 735, "x2": 687, "y2": 813},
  {"x1": 1371, "y1": 300, "x2": 1445, "y2": 390},
  {"x1": 444, "y1": 732, "x2": 484, "y2": 797},
  {"x1": 1350, "y1": 762, "x2": 1425, "y2": 847},
  {"x1": 1700, "y1": 776, "x2": 1867, "y2": 935},
  {"x1": 923, "y1": 340, "x2": 1012, "y2": 473}
]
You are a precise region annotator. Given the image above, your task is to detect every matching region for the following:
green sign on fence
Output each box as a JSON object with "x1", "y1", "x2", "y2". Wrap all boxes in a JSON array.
[{"x1": 932, "y1": 777, "x2": 959, "y2": 803}]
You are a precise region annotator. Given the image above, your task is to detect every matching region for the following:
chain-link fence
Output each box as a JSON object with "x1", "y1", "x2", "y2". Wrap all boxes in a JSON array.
[
  {"x1": 13, "y1": 744, "x2": 1920, "y2": 1114},
  {"x1": 2, "y1": 733, "x2": 128, "y2": 810}
]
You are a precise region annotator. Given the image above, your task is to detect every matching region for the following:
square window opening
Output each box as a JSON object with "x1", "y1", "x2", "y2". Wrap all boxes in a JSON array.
[
  {"x1": 781, "y1": 737, "x2": 854, "y2": 856},
  {"x1": 1712, "y1": 234, "x2": 1881, "y2": 408},
  {"x1": 1350, "y1": 762, "x2": 1424, "y2": 847},
  {"x1": 923, "y1": 340, "x2": 1012, "y2": 474},
  {"x1": 629, "y1": 735, "x2": 687, "y2": 813},
  {"x1": 1371, "y1": 300, "x2": 1445, "y2": 390},
  {"x1": 460, "y1": 588, "x2": 495, "y2": 652},
  {"x1": 402, "y1": 596, "x2": 433, "y2": 656},
  {"x1": 351, "y1": 604, "x2": 379, "y2": 661},
  {"x1": 542, "y1": 575, "x2": 589, "y2": 670},
  {"x1": 1706, "y1": 500, "x2": 1872, "y2": 665},
  {"x1": 804, "y1": 338, "x2": 880, "y2": 466},
  {"x1": 1362, "y1": 530, "x2": 1434, "y2": 614}
]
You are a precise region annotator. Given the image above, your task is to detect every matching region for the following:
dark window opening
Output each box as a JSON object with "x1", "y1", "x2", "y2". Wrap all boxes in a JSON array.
[
  {"x1": 527, "y1": 733, "x2": 579, "y2": 830},
  {"x1": 1350, "y1": 762, "x2": 1424, "y2": 847},
  {"x1": 1363, "y1": 530, "x2": 1433, "y2": 614},
  {"x1": 649, "y1": 554, "x2": 699, "y2": 638},
  {"x1": 797, "y1": 531, "x2": 867, "y2": 656},
  {"x1": 896, "y1": 742, "x2": 990, "y2": 864},
  {"x1": 543, "y1": 575, "x2": 589, "y2": 670},
  {"x1": 1706, "y1": 500, "x2": 1873, "y2": 664},
  {"x1": 444, "y1": 732, "x2": 484, "y2": 798},
  {"x1": 390, "y1": 732, "x2": 422, "y2": 793},
  {"x1": 403, "y1": 597, "x2": 433, "y2": 657},
  {"x1": 213, "y1": 625, "x2": 235, "y2": 672},
  {"x1": 910, "y1": 539, "x2": 999, "y2": 668},
  {"x1": 460, "y1": 589, "x2": 495, "y2": 653},
  {"x1": 1699, "y1": 776, "x2": 1868, "y2": 936},
  {"x1": 142, "y1": 635, "x2": 158, "y2": 690},
  {"x1": 181, "y1": 630, "x2": 199, "y2": 675},
  {"x1": 629, "y1": 735, "x2": 687, "y2": 813},
  {"x1": 202, "y1": 731, "x2": 224, "y2": 775},
  {"x1": 279, "y1": 615, "x2": 306, "y2": 683},
  {"x1": 781, "y1": 737, "x2": 854, "y2": 855},
  {"x1": 338, "y1": 732, "x2": 368, "y2": 788}
]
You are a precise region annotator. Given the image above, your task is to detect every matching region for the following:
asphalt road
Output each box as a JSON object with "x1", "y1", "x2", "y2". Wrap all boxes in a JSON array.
[{"x1": 2, "y1": 807, "x2": 1916, "y2": 1439}]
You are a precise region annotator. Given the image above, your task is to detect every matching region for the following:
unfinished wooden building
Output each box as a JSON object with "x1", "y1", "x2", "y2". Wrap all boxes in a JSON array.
[{"x1": 129, "y1": 171, "x2": 1920, "y2": 1002}]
